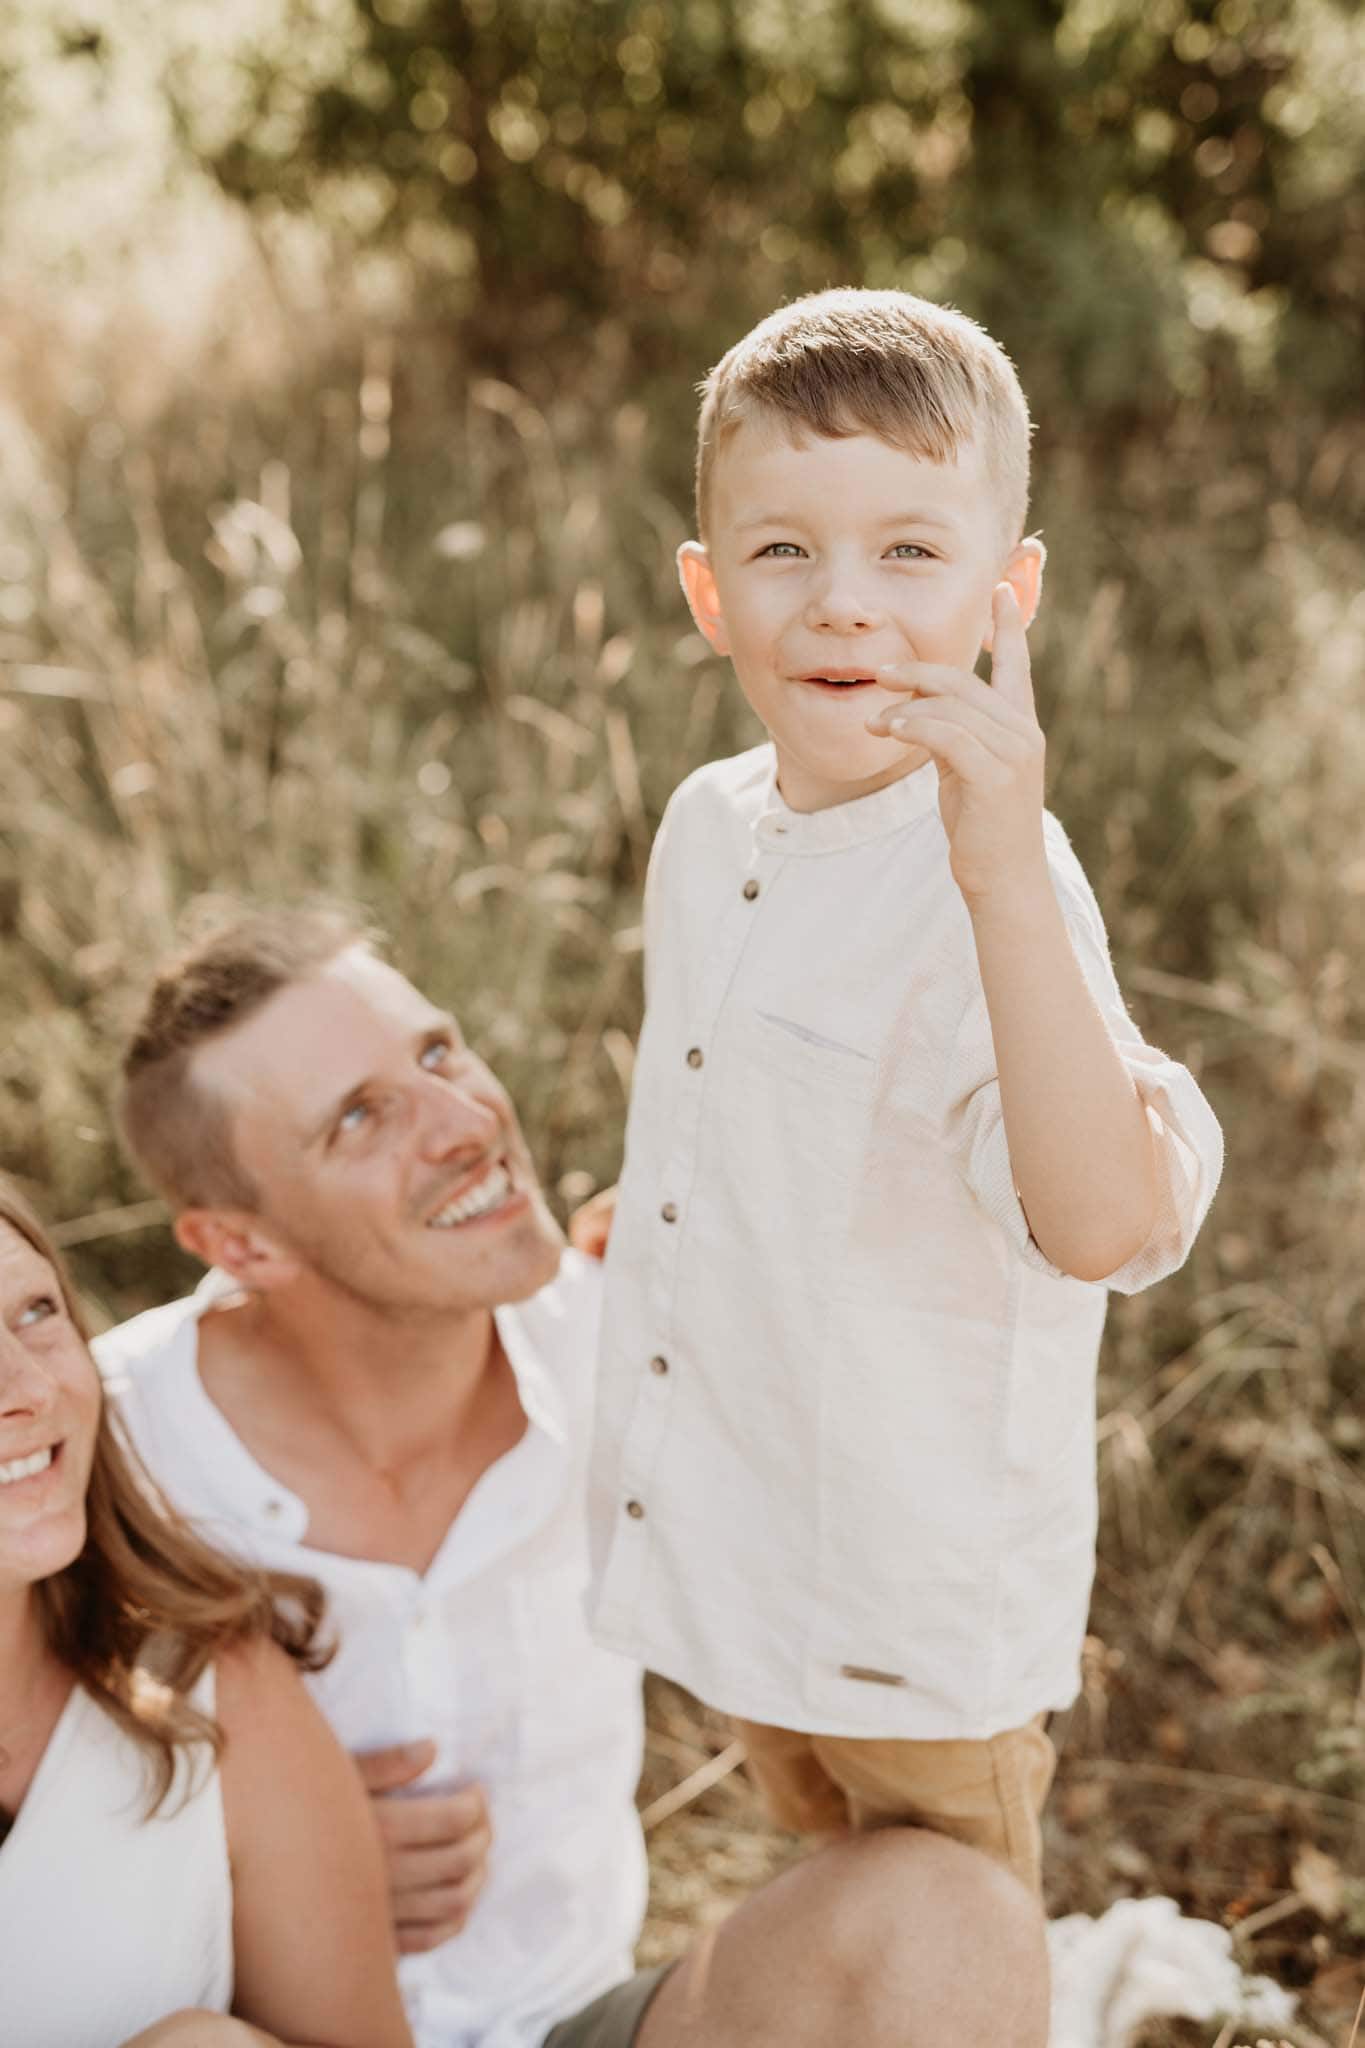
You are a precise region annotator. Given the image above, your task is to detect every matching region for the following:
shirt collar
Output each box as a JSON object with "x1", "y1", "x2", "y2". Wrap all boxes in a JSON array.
[
  {"x1": 177, "y1": 1270, "x2": 571, "y2": 1550},
  {"x1": 753, "y1": 755, "x2": 941, "y2": 855}
]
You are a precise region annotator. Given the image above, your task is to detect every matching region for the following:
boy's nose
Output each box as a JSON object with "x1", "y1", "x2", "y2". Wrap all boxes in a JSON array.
[{"x1": 804, "y1": 570, "x2": 882, "y2": 635}]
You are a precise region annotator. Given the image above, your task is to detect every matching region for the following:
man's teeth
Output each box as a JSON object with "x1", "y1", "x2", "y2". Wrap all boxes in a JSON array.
[
  {"x1": 0, "y1": 1446, "x2": 54, "y2": 1486},
  {"x1": 428, "y1": 1164, "x2": 513, "y2": 1228}
]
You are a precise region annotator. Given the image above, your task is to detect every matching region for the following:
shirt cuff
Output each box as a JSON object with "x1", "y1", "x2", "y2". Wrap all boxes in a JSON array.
[{"x1": 964, "y1": 1043, "x2": 1224, "y2": 1292}]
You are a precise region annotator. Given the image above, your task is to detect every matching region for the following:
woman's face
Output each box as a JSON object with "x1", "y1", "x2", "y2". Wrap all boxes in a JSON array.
[{"x1": 0, "y1": 1221, "x2": 101, "y2": 1595}]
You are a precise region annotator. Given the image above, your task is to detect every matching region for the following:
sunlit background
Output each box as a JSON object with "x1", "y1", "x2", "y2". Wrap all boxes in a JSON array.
[{"x1": 1, "y1": 2, "x2": 1363, "y2": 2031}]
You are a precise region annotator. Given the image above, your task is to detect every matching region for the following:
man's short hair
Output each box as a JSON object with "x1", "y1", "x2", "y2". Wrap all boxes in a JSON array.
[
  {"x1": 119, "y1": 900, "x2": 377, "y2": 1214},
  {"x1": 694, "y1": 288, "x2": 1032, "y2": 546}
]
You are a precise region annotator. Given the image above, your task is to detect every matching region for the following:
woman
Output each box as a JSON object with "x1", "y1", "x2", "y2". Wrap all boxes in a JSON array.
[{"x1": 0, "y1": 1178, "x2": 413, "y2": 2048}]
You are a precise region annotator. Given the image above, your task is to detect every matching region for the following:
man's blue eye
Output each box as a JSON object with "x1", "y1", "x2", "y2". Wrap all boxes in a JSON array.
[{"x1": 18, "y1": 1294, "x2": 59, "y2": 1328}]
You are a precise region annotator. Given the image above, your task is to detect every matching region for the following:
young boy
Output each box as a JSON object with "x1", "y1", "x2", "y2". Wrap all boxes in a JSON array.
[{"x1": 585, "y1": 289, "x2": 1223, "y2": 1892}]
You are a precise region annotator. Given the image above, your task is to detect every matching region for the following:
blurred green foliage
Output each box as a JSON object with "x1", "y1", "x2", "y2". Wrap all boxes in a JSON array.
[{"x1": 171, "y1": 0, "x2": 1365, "y2": 429}]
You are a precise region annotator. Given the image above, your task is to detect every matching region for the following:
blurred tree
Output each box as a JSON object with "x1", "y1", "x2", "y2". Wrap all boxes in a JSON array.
[{"x1": 56, "y1": 0, "x2": 1365, "y2": 429}]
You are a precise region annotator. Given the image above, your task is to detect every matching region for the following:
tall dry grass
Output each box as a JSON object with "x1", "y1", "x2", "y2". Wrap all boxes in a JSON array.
[{"x1": 1, "y1": 315, "x2": 1363, "y2": 2032}]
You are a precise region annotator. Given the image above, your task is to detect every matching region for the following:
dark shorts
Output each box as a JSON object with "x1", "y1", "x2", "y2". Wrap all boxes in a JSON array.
[{"x1": 542, "y1": 1965, "x2": 673, "y2": 2048}]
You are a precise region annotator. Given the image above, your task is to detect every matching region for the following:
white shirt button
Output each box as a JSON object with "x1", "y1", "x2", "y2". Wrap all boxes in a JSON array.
[
  {"x1": 742, "y1": 878, "x2": 760, "y2": 901},
  {"x1": 649, "y1": 1355, "x2": 669, "y2": 1377},
  {"x1": 686, "y1": 1047, "x2": 703, "y2": 1069},
  {"x1": 661, "y1": 1201, "x2": 679, "y2": 1223},
  {"x1": 625, "y1": 1499, "x2": 646, "y2": 1520}
]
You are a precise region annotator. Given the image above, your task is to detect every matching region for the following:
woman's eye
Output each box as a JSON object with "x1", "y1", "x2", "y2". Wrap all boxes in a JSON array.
[
  {"x1": 420, "y1": 1039, "x2": 452, "y2": 1071},
  {"x1": 17, "y1": 1294, "x2": 59, "y2": 1329}
]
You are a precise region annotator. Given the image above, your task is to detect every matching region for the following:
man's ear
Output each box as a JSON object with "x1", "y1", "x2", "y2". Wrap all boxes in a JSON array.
[
  {"x1": 173, "y1": 1207, "x2": 302, "y2": 1293},
  {"x1": 677, "y1": 541, "x2": 730, "y2": 657},
  {"x1": 982, "y1": 536, "x2": 1046, "y2": 647}
]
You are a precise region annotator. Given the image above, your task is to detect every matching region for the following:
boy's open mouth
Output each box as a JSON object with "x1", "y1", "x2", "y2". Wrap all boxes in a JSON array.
[{"x1": 799, "y1": 672, "x2": 878, "y2": 692}]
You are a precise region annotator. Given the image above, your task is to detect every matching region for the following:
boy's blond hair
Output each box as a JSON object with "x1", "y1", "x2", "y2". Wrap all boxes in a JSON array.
[{"x1": 695, "y1": 288, "x2": 1032, "y2": 546}]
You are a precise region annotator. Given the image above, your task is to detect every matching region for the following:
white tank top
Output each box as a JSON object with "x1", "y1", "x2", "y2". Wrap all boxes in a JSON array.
[{"x1": 0, "y1": 1666, "x2": 233, "y2": 2047}]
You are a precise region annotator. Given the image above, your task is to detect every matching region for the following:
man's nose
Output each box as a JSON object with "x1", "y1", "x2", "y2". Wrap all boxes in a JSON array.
[
  {"x1": 415, "y1": 1075, "x2": 501, "y2": 1162},
  {"x1": 804, "y1": 560, "x2": 882, "y2": 634}
]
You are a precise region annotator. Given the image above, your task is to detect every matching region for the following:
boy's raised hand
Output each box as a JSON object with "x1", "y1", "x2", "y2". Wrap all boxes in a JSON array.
[{"x1": 865, "y1": 583, "x2": 1047, "y2": 909}]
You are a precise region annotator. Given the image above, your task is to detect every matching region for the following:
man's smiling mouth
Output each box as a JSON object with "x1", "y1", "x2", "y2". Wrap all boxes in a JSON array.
[{"x1": 426, "y1": 1161, "x2": 515, "y2": 1229}]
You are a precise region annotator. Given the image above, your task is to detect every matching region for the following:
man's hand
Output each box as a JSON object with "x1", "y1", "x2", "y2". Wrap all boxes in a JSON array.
[
  {"x1": 355, "y1": 1740, "x2": 493, "y2": 1956},
  {"x1": 865, "y1": 583, "x2": 1047, "y2": 909},
  {"x1": 568, "y1": 1184, "x2": 617, "y2": 1261}
]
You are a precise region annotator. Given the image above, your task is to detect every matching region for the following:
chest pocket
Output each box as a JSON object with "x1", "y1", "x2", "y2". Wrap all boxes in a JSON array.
[
  {"x1": 710, "y1": 1006, "x2": 876, "y2": 1251},
  {"x1": 747, "y1": 1009, "x2": 878, "y2": 1100}
]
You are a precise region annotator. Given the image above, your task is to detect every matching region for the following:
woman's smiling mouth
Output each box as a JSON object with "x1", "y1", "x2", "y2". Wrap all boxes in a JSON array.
[{"x1": 0, "y1": 1442, "x2": 60, "y2": 1488}]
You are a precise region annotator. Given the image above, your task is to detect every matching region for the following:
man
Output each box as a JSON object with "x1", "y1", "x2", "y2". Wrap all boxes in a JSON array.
[{"x1": 98, "y1": 902, "x2": 1050, "y2": 2048}]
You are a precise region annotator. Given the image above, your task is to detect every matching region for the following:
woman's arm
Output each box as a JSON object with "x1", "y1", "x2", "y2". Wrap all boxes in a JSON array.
[{"x1": 216, "y1": 1639, "x2": 414, "y2": 2048}]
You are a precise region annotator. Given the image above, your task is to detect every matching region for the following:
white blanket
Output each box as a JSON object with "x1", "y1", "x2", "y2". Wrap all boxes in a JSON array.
[{"x1": 1049, "y1": 1896, "x2": 1299, "y2": 2047}]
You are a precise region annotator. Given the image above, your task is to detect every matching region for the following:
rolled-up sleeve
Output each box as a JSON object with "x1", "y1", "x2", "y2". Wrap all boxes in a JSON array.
[{"x1": 945, "y1": 823, "x2": 1224, "y2": 1294}]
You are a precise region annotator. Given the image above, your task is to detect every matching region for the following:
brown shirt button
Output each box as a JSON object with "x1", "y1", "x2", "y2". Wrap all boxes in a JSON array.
[
  {"x1": 686, "y1": 1047, "x2": 703, "y2": 1069},
  {"x1": 650, "y1": 1355, "x2": 669, "y2": 1376},
  {"x1": 742, "y1": 878, "x2": 760, "y2": 901},
  {"x1": 661, "y1": 1201, "x2": 678, "y2": 1223},
  {"x1": 625, "y1": 1498, "x2": 646, "y2": 1520}
]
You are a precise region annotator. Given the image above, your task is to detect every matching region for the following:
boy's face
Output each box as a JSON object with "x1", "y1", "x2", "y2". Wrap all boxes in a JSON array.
[{"x1": 679, "y1": 417, "x2": 1043, "y2": 813}]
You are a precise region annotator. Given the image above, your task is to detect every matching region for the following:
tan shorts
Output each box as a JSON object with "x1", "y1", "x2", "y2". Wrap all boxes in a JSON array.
[
  {"x1": 542, "y1": 1966, "x2": 673, "y2": 2048},
  {"x1": 732, "y1": 1714, "x2": 1056, "y2": 1894}
]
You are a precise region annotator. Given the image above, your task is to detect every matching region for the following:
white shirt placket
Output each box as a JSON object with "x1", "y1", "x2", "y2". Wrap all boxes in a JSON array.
[{"x1": 602, "y1": 838, "x2": 784, "y2": 1598}]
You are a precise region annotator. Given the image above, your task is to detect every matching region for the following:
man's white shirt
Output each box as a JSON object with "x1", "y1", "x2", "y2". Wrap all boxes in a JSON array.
[
  {"x1": 589, "y1": 745, "x2": 1224, "y2": 1741},
  {"x1": 97, "y1": 1250, "x2": 647, "y2": 2048}
]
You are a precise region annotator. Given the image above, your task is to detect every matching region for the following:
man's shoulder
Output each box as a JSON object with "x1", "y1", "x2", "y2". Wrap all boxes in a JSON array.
[
  {"x1": 92, "y1": 1287, "x2": 206, "y2": 1388},
  {"x1": 513, "y1": 1246, "x2": 604, "y2": 1358}
]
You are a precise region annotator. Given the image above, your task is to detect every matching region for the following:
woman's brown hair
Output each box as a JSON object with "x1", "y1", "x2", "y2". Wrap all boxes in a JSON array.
[{"x1": 1, "y1": 1176, "x2": 329, "y2": 1812}]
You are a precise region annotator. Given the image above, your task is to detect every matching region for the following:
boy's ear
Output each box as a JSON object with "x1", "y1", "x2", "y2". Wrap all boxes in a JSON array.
[
  {"x1": 677, "y1": 541, "x2": 731, "y2": 657},
  {"x1": 982, "y1": 536, "x2": 1046, "y2": 647},
  {"x1": 173, "y1": 1206, "x2": 303, "y2": 1293}
]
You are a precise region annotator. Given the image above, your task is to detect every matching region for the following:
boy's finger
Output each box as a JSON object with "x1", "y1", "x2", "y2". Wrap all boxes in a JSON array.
[
  {"x1": 873, "y1": 659, "x2": 970, "y2": 697},
  {"x1": 988, "y1": 584, "x2": 1035, "y2": 714}
]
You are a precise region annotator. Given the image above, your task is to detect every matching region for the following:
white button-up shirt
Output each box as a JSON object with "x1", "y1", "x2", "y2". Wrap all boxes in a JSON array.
[
  {"x1": 589, "y1": 746, "x2": 1223, "y2": 1741},
  {"x1": 97, "y1": 1252, "x2": 647, "y2": 2048}
]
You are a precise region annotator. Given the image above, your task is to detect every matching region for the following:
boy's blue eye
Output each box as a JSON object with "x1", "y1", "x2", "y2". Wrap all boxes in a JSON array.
[
  {"x1": 757, "y1": 542, "x2": 804, "y2": 559},
  {"x1": 338, "y1": 1101, "x2": 371, "y2": 1134},
  {"x1": 887, "y1": 543, "x2": 933, "y2": 560}
]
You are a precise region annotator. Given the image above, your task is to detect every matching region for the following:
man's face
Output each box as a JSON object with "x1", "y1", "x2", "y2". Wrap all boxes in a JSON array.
[
  {"x1": 191, "y1": 949, "x2": 564, "y2": 1318},
  {"x1": 682, "y1": 417, "x2": 1039, "y2": 812}
]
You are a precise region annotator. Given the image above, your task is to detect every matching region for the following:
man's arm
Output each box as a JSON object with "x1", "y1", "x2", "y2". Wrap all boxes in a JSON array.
[
  {"x1": 355, "y1": 1741, "x2": 493, "y2": 1955},
  {"x1": 869, "y1": 583, "x2": 1158, "y2": 1284}
]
